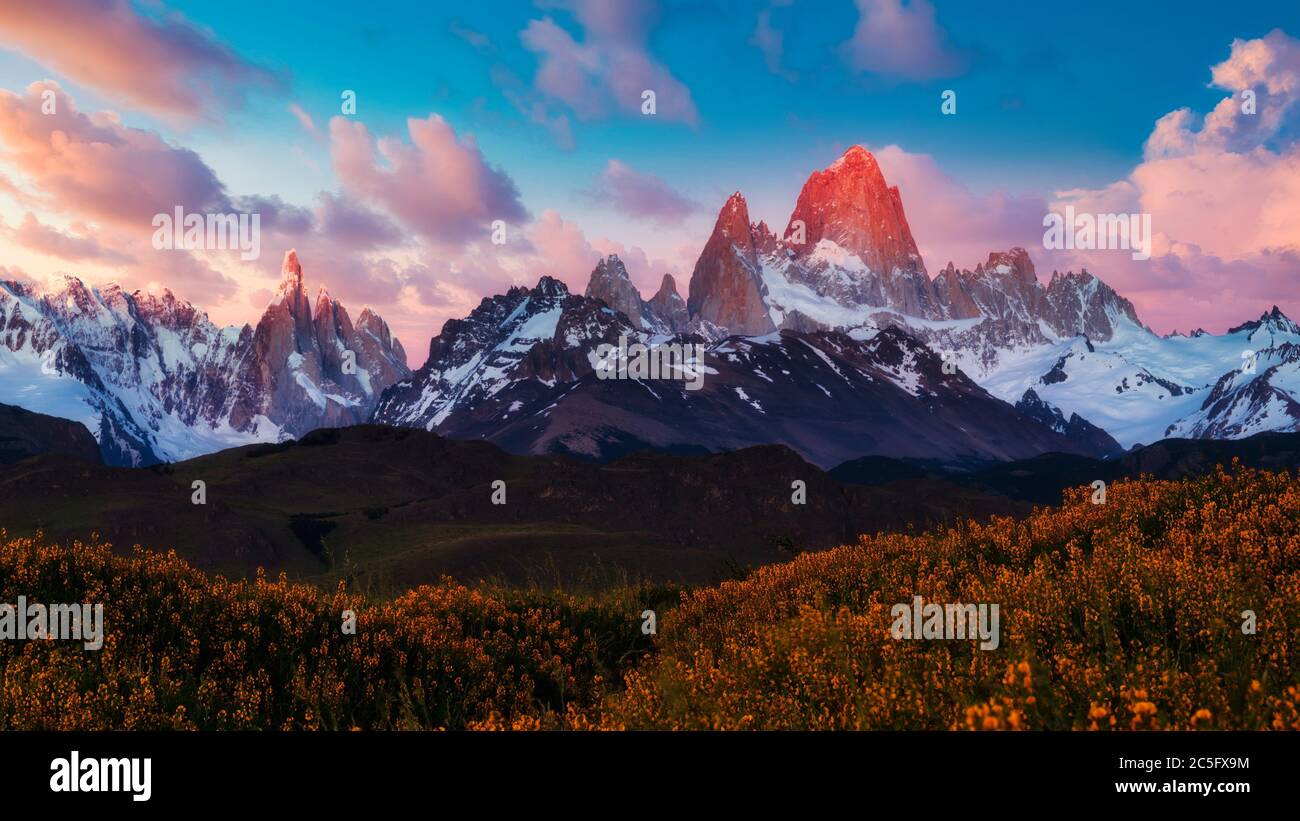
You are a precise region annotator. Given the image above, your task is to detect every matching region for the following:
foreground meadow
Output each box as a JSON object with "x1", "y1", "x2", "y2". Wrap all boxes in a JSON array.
[{"x1": 2, "y1": 463, "x2": 1298, "y2": 730}]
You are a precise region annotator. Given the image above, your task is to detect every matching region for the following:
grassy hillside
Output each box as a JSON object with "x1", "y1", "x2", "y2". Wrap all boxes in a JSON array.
[
  {"x1": 2, "y1": 462, "x2": 1298, "y2": 730},
  {"x1": 0, "y1": 425, "x2": 1024, "y2": 589}
]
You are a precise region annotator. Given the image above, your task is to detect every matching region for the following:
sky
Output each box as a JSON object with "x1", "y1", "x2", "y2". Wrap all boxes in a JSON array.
[{"x1": 1, "y1": 0, "x2": 1299, "y2": 363}]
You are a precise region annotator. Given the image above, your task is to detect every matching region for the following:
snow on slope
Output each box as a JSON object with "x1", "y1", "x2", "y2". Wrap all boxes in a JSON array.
[{"x1": 978, "y1": 313, "x2": 1300, "y2": 448}]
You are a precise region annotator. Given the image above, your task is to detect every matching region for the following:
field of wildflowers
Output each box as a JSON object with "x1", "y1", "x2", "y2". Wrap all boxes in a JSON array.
[{"x1": 2, "y1": 462, "x2": 1298, "y2": 730}]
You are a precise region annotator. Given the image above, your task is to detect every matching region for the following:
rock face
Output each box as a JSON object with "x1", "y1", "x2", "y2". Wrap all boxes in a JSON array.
[
  {"x1": 230, "y1": 251, "x2": 410, "y2": 438},
  {"x1": 1015, "y1": 389, "x2": 1124, "y2": 456},
  {"x1": 584, "y1": 255, "x2": 688, "y2": 334},
  {"x1": 647, "y1": 274, "x2": 689, "y2": 333},
  {"x1": 372, "y1": 274, "x2": 1108, "y2": 468},
  {"x1": 783, "y1": 144, "x2": 934, "y2": 317},
  {"x1": 0, "y1": 402, "x2": 101, "y2": 464},
  {"x1": 687, "y1": 193, "x2": 775, "y2": 336},
  {"x1": 683, "y1": 147, "x2": 1139, "y2": 356},
  {"x1": 585, "y1": 255, "x2": 649, "y2": 329},
  {"x1": 0, "y1": 250, "x2": 409, "y2": 465}
]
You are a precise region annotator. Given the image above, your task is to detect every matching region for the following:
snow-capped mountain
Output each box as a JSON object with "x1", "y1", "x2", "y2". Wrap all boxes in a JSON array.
[
  {"x1": 372, "y1": 263, "x2": 1104, "y2": 467},
  {"x1": 680, "y1": 145, "x2": 1300, "y2": 450},
  {"x1": 0, "y1": 250, "x2": 409, "y2": 465},
  {"x1": 373, "y1": 145, "x2": 1300, "y2": 462},
  {"x1": 5, "y1": 145, "x2": 1295, "y2": 467}
]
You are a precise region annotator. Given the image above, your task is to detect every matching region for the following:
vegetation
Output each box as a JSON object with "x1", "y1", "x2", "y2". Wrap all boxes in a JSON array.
[{"x1": 2, "y1": 462, "x2": 1298, "y2": 730}]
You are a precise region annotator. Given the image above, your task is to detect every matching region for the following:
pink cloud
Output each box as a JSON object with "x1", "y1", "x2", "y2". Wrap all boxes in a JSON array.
[
  {"x1": 872, "y1": 144, "x2": 1047, "y2": 272},
  {"x1": 0, "y1": 81, "x2": 228, "y2": 227},
  {"x1": 750, "y1": 3, "x2": 797, "y2": 82},
  {"x1": 288, "y1": 103, "x2": 320, "y2": 140},
  {"x1": 1045, "y1": 29, "x2": 1300, "y2": 333},
  {"x1": 843, "y1": 0, "x2": 967, "y2": 82},
  {"x1": 529, "y1": 209, "x2": 601, "y2": 285},
  {"x1": 585, "y1": 159, "x2": 699, "y2": 225},
  {"x1": 0, "y1": 0, "x2": 277, "y2": 122},
  {"x1": 329, "y1": 114, "x2": 528, "y2": 249},
  {"x1": 524, "y1": 209, "x2": 680, "y2": 294},
  {"x1": 4, "y1": 212, "x2": 135, "y2": 264},
  {"x1": 520, "y1": 0, "x2": 699, "y2": 126},
  {"x1": 490, "y1": 64, "x2": 577, "y2": 150}
]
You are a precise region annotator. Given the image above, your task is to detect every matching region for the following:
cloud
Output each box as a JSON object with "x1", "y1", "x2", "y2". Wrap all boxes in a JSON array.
[
  {"x1": 313, "y1": 191, "x2": 406, "y2": 249},
  {"x1": 489, "y1": 64, "x2": 576, "y2": 150},
  {"x1": 1045, "y1": 29, "x2": 1300, "y2": 333},
  {"x1": 842, "y1": 0, "x2": 967, "y2": 82},
  {"x1": 397, "y1": 208, "x2": 682, "y2": 339},
  {"x1": 584, "y1": 159, "x2": 699, "y2": 225},
  {"x1": 288, "y1": 103, "x2": 320, "y2": 140},
  {"x1": 528, "y1": 209, "x2": 601, "y2": 285},
  {"x1": 3, "y1": 212, "x2": 135, "y2": 264},
  {"x1": 450, "y1": 21, "x2": 494, "y2": 54},
  {"x1": 872, "y1": 144, "x2": 1047, "y2": 272},
  {"x1": 0, "y1": 0, "x2": 278, "y2": 122},
  {"x1": 1146, "y1": 29, "x2": 1300, "y2": 160},
  {"x1": 520, "y1": 0, "x2": 699, "y2": 126},
  {"x1": 0, "y1": 81, "x2": 229, "y2": 227},
  {"x1": 750, "y1": 3, "x2": 797, "y2": 82},
  {"x1": 329, "y1": 113, "x2": 529, "y2": 249}
]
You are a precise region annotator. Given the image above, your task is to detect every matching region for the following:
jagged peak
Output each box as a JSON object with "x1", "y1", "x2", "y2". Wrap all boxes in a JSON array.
[
  {"x1": 1227, "y1": 305, "x2": 1299, "y2": 336},
  {"x1": 1047, "y1": 268, "x2": 1098, "y2": 288},
  {"x1": 592, "y1": 254, "x2": 630, "y2": 278},
  {"x1": 654, "y1": 273, "x2": 679, "y2": 299},
  {"x1": 534, "y1": 275, "x2": 569, "y2": 298},
  {"x1": 312, "y1": 287, "x2": 341, "y2": 323},
  {"x1": 971, "y1": 247, "x2": 1036, "y2": 286},
  {"x1": 706, "y1": 191, "x2": 754, "y2": 245},
  {"x1": 826, "y1": 144, "x2": 879, "y2": 172},
  {"x1": 277, "y1": 249, "x2": 306, "y2": 300},
  {"x1": 784, "y1": 142, "x2": 923, "y2": 274},
  {"x1": 282, "y1": 249, "x2": 302, "y2": 278}
]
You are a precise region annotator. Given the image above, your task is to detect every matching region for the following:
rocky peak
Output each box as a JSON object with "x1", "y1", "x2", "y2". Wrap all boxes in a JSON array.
[
  {"x1": 784, "y1": 145, "x2": 925, "y2": 278},
  {"x1": 312, "y1": 285, "x2": 333, "y2": 314},
  {"x1": 232, "y1": 251, "x2": 409, "y2": 436},
  {"x1": 1042, "y1": 268, "x2": 1142, "y2": 339},
  {"x1": 652, "y1": 273, "x2": 682, "y2": 304},
  {"x1": 584, "y1": 254, "x2": 646, "y2": 328},
  {"x1": 535, "y1": 276, "x2": 569, "y2": 299},
  {"x1": 977, "y1": 247, "x2": 1037, "y2": 288},
  {"x1": 277, "y1": 250, "x2": 305, "y2": 298},
  {"x1": 1228, "y1": 305, "x2": 1300, "y2": 337},
  {"x1": 687, "y1": 191, "x2": 774, "y2": 336},
  {"x1": 647, "y1": 273, "x2": 689, "y2": 333},
  {"x1": 715, "y1": 192, "x2": 752, "y2": 242}
]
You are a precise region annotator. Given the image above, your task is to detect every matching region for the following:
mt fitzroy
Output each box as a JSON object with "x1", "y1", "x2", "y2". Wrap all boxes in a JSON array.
[
  {"x1": 0, "y1": 251, "x2": 409, "y2": 465},
  {"x1": 376, "y1": 145, "x2": 1300, "y2": 461},
  {"x1": 6, "y1": 146, "x2": 1296, "y2": 467}
]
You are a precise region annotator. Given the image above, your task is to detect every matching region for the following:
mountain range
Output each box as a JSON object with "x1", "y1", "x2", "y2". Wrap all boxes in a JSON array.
[
  {"x1": 2, "y1": 145, "x2": 1297, "y2": 468},
  {"x1": 1, "y1": 250, "x2": 408, "y2": 464}
]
